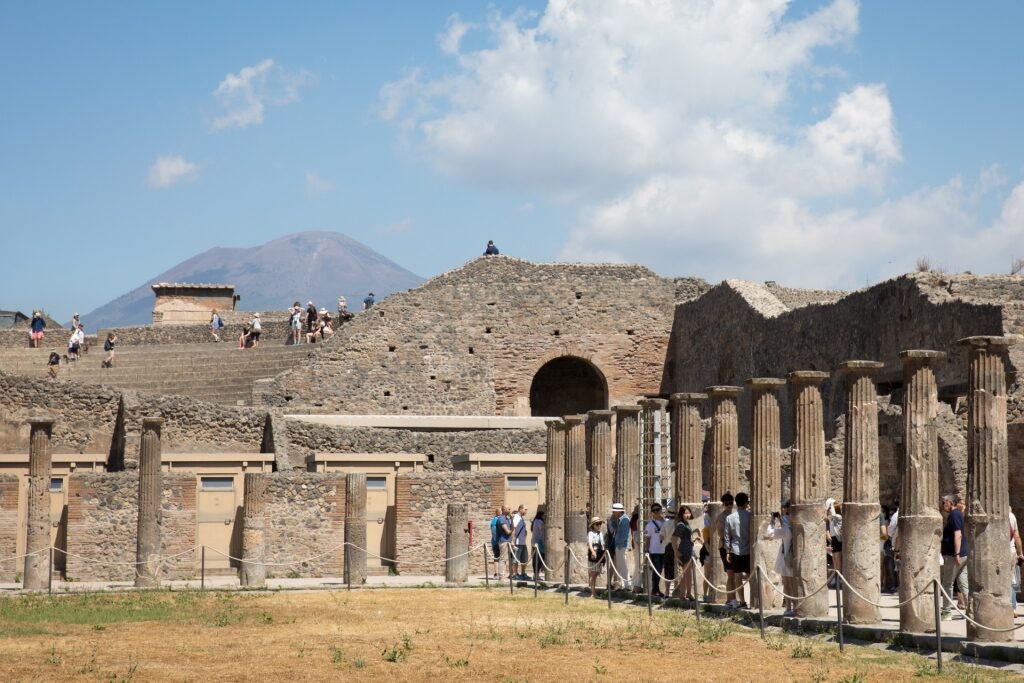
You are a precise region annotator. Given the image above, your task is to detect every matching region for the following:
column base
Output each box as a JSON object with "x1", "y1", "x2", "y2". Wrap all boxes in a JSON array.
[{"x1": 842, "y1": 501, "x2": 881, "y2": 624}]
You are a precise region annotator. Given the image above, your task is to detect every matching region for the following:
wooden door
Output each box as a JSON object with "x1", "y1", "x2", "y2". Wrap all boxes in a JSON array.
[{"x1": 197, "y1": 477, "x2": 237, "y2": 570}]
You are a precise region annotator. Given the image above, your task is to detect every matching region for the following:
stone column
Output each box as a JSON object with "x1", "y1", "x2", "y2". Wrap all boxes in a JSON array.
[
  {"x1": 638, "y1": 399, "x2": 668, "y2": 507},
  {"x1": 839, "y1": 361, "x2": 884, "y2": 623},
  {"x1": 564, "y1": 415, "x2": 589, "y2": 584},
  {"x1": 345, "y1": 473, "x2": 367, "y2": 586},
  {"x1": 961, "y1": 336, "x2": 1018, "y2": 641},
  {"x1": 446, "y1": 503, "x2": 471, "y2": 583},
  {"x1": 670, "y1": 393, "x2": 706, "y2": 532},
  {"x1": 587, "y1": 410, "x2": 615, "y2": 525},
  {"x1": 239, "y1": 472, "x2": 268, "y2": 587},
  {"x1": 544, "y1": 419, "x2": 566, "y2": 582},
  {"x1": 135, "y1": 417, "x2": 163, "y2": 588},
  {"x1": 660, "y1": 402, "x2": 673, "y2": 504},
  {"x1": 24, "y1": 417, "x2": 54, "y2": 590},
  {"x1": 613, "y1": 406, "x2": 641, "y2": 514},
  {"x1": 898, "y1": 350, "x2": 945, "y2": 633},
  {"x1": 705, "y1": 386, "x2": 742, "y2": 604},
  {"x1": 747, "y1": 379, "x2": 785, "y2": 609},
  {"x1": 788, "y1": 371, "x2": 830, "y2": 618}
]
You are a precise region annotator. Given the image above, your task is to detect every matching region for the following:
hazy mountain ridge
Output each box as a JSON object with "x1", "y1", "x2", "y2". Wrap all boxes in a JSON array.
[{"x1": 83, "y1": 231, "x2": 423, "y2": 328}]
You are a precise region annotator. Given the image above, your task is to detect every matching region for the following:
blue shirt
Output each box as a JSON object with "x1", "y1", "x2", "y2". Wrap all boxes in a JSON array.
[
  {"x1": 484, "y1": 244, "x2": 499, "y2": 255},
  {"x1": 363, "y1": 295, "x2": 375, "y2": 309},
  {"x1": 610, "y1": 514, "x2": 631, "y2": 550},
  {"x1": 31, "y1": 317, "x2": 45, "y2": 333},
  {"x1": 941, "y1": 509, "x2": 968, "y2": 557}
]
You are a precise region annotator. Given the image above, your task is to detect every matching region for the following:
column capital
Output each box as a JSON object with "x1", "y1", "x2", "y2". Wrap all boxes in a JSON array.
[
  {"x1": 898, "y1": 349, "x2": 946, "y2": 364},
  {"x1": 958, "y1": 335, "x2": 1020, "y2": 350},
  {"x1": 787, "y1": 370, "x2": 829, "y2": 384},
  {"x1": 745, "y1": 378, "x2": 785, "y2": 391},
  {"x1": 142, "y1": 416, "x2": 164, "y2": 429},
  {"x1": 585, "y1": 409, "x2": 615, "y2": 419},
  {"x1": 563, "y1": 414, "x2": 586, "y2": 425},
  {"x1": 705, "y1": 385, "x2": 743, "y2": 398},
  {"x1": 544, "y1": 418, "x2": 565, "y2": 429},
  {"x1": 27, "y1": 415, "x2": 56, "y2": 427},
  {"x1": 838, "y1": 360, "x2": 884, "y2": 374},
  {"x1": 669, "y1": 392, "x2": 708, "y2": 404},
  {"x1": 638, "y1": 398, "x2": 668, "y2": 409},
  {"x1": 612, "y1": 404, "x2": 642, "y2": 413}
]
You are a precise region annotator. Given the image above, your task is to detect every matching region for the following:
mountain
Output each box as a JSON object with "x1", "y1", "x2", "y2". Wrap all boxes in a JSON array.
[{"x1": 83, "y1": 231, "x2": 424, "y2": 329}]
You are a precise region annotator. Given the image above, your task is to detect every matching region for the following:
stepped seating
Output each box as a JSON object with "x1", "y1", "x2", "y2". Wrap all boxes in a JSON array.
[{"x1": 0, "y1": 342, "x2": 316, "y2": 405}]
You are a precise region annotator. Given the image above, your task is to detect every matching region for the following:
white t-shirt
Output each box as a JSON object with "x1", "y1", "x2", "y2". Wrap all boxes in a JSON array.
[
  {"x1": 511, "y1": 513, "x2": 526, "y2": 544},
  {"x1": 588, "y1": 530, "x2": 604, "y2": 548},
  {"x1": 645, "y1": 519, "x2": 666, "y2": 554},
  {"x1": 888, "y1": 510, "x2": 899, "y2": 545},
  {"x1": 252, "y1": 318, "x2": 261, "y2": 332},
  {"x1": 1010, "y1": 511, "x2": 1019, "y2": 556}
]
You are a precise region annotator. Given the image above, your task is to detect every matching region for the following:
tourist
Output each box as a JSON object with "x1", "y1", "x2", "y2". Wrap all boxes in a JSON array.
[
  {"x1": 319, "y1": 308, "x2": 334, "y2": 340},
  {"x1": 30, "y1": 310, "x2": 45, "y2": 348},
  {"x1": 511, "y1": 504, "x2": 530, "y2": 579},
  {"x1": 717, "y1": 492, "x2": 735, "y2": 603},
  {"x1": 489, "y1": 508, "x2": 502, "y2": 579},
  {"x1": 629, "y1": 506, "x2": 642, "y2": 590},
  {"x1": 660, "y1": 508, "x2": 677, "y2": 594},
  {"x1": 1010, "y1": 506, "x2": 1023, "y2": 610},
  {"x1": 101, "y1": 332, "x2": 117, "y2": 368},
  {"x1": 238, "y1": 324, "x2": 250, "y2": 349},
  {"x1": 496, "y1": 505, "x2": 513, "y2": 580},
  {"x1": 765, "y1": 501, "x2": 796, "y2": 616},
  {"x1": 249, "y1": 313, "x2": 261, "y2": 348},
  {"x1": 305, "y1": 301, "x2": 317, "y2": 337},
  {"x1": 210, "y1": 310, "x2": 223, "y2": 342},
  {"x1": 587, "y1": 517, "x2": 606, "y2": 598},
  {"x1": 290, "y1": 302, "x2": 302, "y2": 344},
  {"x1": 724, "y1": 492, "x2": 751, "y2": 608},
  {"x1": 826, "y1": 498, "x2": 843, "y2": 584},
  {"x1": 363, "y1": 292, "x2": 375, "y2": 310},
  {"x1": 608, "y1": 502, "x2": 631, "y2": 589},
  {"x1": 67, "y1": 324, "x2": 84, "y2": 362},
  {"x1": 71, "y1": 312, "x2": 80, "y2": 330},
  {"x1": 484, "y1": 240, "x2": 499, "y2": 256},
  {"x1": 672, "y1": 506, "x2": 698, "y2": 600},
  {"x1": 47, "y1": 349, "x2": 60, "y2": 378},
  {"x1": 531, "y1": 509, "x2": 545, "y2": 577},
  {"x1": 940, "y1": 494, "x2": 969, "y2": 618},
  {"x1": 644, "y1": 503, "x2": 668, "y2": 597}
]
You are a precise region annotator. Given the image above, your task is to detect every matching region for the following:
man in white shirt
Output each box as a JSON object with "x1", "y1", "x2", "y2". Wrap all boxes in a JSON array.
[{"x1": 644, "y1": 504, "x2": 668, "y2": 597}]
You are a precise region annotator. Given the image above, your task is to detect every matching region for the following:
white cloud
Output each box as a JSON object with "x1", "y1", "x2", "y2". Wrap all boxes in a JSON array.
[
  {"x1": 305, "y1": 170, "x2": 334, "y2": 195},
  {"x1": 381, "y1": 0, "x2": 1024, "y2": 287},
  {"x1": 147, "y1": 155, "x2": 198, "y2": 189},
  {"x1": 211, "y1": 59, "x2": 315, "y2": 130}
]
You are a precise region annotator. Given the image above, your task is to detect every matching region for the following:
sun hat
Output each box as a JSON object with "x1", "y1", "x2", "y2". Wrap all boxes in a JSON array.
[
  {"x1": 611, "y1": 502, "x2": 625, "y2": 512},
  {"x1": 590, "y1": 517, "x2": 604, "y2": 525}
]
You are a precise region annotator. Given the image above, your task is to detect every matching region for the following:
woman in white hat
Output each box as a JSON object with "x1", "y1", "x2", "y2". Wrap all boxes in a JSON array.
[{"x1": 587, "y1": 517, "x2": 606, "y2": 598}]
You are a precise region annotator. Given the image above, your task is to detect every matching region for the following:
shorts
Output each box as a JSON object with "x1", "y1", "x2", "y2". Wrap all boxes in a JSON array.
[
  {"x1": 291, "y1": 319, "x2": 300, "y2": 330},
  {"x1": 31, "y1": 331, "x2": 43, "y2": 341},
  {"x1": 513, "y1": 544, "x2": 528, "y2": 564},
  {"x1": 831, "y1": 537, "x2": 843, "y2": 553},
  {"x1": 250, "y1": 331, "x2": 261, "y2": 341},
  {"x1": 491, "y1": 542, "x2": 500, "y2": 559},
  {"x1": 719, "y1": 547, "x2": 733, "y2": 572},
  {"x1": 731, "y1": 554, "x2": 751, "y2": 574}
]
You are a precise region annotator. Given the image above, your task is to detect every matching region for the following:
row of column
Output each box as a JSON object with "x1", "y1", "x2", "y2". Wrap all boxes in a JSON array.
[{"x1": 542, "y1": 335, "x2": 1017, "y2": 641}]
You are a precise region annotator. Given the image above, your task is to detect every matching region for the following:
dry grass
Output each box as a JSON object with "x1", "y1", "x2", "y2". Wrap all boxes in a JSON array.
[{"x1": 0, "y1": 587, "x2": 1013, "y2": 682}]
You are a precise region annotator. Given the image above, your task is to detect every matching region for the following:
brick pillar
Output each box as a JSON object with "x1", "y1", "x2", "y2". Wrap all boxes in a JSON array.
[
  {"x1": 788, "y1": 371, "x2": 830, "y2": 618},
  {"x1": 705, "y1": 386, "x2": 742, "y2": 603},
  {"x1": 240, "y1": 472, "x2": 268, "y2": 587},
  {"x1": 345, "y1": 473, "x2": 367, "y2": 586},
  {"x1": 135, "y1": 417, "x2": 163, "y2": 588},
  {"x1": 544, "y1": 419, "x2": 566, "y2": 582},
  {"x1": 24, "y1": 417, "x2": 54, "y2": 590},
  {"x1": 587, "y1": 410, "x2": 614, "y2": 525},
  {"x1": 898, "y1": 350, "x2": 945, "y2": 633},
  {"x1": 961, "y1": 336, "x2": 1018, "y2": 641},
  {"x1": 839, "y1": 361, "x2": 884, "y2": 624},
  {"x1": 446, "y1": 503, "x2": 471, "y2": 583},
  {"x1": 671, "y1": 392, "x2": 706, "y2": 526},
  {"x1": 613, "y1": 405, "x2": 641, "y2": 514},
  {"x1": 638, "y1": 399, "x2": 667, "y2": 507},
  {"x1": 564, "y1": 415, "x2": 589, "y2": 583},
  {"x1": 747, "y1": 379, "x2": 785, "y2": 609}
]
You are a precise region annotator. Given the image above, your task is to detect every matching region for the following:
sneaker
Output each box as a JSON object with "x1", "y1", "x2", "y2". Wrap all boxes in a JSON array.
[
  {"x1": 941, "y1": 611, "x2": 952, "y2": 621},
  {"x1": 725, "y1": 599, "x2": 739, "y2": 608},
  {"x1": 738, "y1": 601, "x2": 749, "y2": 609},
  {"x1": 783, "y1": 608, "x2": 796, "y2": 617}
]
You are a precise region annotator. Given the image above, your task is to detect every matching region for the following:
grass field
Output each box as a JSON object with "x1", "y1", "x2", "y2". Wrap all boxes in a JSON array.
[{"x1": 0, "y1": 586, "x2": 1014, "y2": 682}]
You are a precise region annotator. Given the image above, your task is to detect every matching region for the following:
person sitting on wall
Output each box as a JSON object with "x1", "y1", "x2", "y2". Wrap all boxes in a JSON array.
[
  {"x1": 484, "y1": 240, "x2": 499, "y2": 255},
  {"x1": 319, "y1": 308, "x2": 334, "y2": 340},
  {"x1": 363, "y1": 292, "x2": 375, "y2": 310},
  {"x1": 238, "y1": 324, "x2": 251, "y2": 350}
]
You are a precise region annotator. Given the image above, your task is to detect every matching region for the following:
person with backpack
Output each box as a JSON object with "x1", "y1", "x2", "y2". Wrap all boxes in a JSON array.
[
  {"x1": 587, "y1": 517, "x2": 606, "y2": 597},
  {"x1": 531, "y1": 509, "x2": 545, "y2": 578},
  {"x1": 765, "y1": 501, "x2": 796, "y2": 617},
  {"x1": 47, "y1": 349, "x2": 61, "y2": 378},
  {"x1": 101, "y1": 332, "x2": 117, "y2": 368},
  {"x1": 495, "y1": 505, "x2": 513, "y2": 580},
  {"x1": 672, "y1": 506, "x2": 698, "y2": 600},
  {"x1": 644, "y1": 503, "x2": 668, "y2": 597},
  {"x1": 289, "y1": 302, "x2": 302, "y2": 345},
  {"x1": 489, "y1": 508, "x2": 502, "y2": 579},
  {"x1": 210, "y1": 310, "x2": 223, "y2": 342}
]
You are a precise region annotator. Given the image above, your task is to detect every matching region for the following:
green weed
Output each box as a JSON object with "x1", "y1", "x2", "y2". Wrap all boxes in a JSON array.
[{"x1": 790, "y1": 642, "x2": 814, "y2": 658}]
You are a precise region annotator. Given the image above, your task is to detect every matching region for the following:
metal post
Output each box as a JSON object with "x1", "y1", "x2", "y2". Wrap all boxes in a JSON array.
[
  {"x1": 483, "y1": 545, "x2": 490, "y2": 588},
  {"x1": 646, "y1": 553, "x2": 653, "y2": 618},
  {"x1": 834, "y1": 570, "x2": 845, "y2": 652},
  {"x1": 693, "y1": 560, "x2": 701, "y2": 625},
  {"x1": 508, "y1": 544, "x2": 514, "y2": 596},
  {"x1": 607, "y1": 553, "x2": 612, "y2": 610},
  {"x1": 564, "y1": 542, "x2": 570, "y2": 605},
  {"x1": 345, "y1": 546, "x2": 351, "y2": 591},
  {"x1": 201, "y1": 546, "x2": 206, "y2": 591},
  {"x1": 533, "y1": 553, "x2": 538, "y2": 599},
  {"x1": 48, "y1": 546, "x2": 53, "y2": 595},
  {"x1": 757, "y1": 566, "x2": 765, "y2": 639},
  {"x1": 933, "y1": 578, "x2": 943, "y2": 673}
]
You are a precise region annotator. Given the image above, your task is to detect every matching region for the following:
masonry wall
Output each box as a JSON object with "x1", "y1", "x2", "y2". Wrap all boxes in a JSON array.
[
  {"x1": 65, "y1": 472, "x2": 197, "y2": 582},
  {"x1": 265, "y1": 257, "x2": 708, "y2": 415},
  {"x1": 262, "y1": 472, "x2": 346, "y2": 577},
  {"x1": 97, "y1": 319, "x2": 292, "y2": 347},
  {"x1": 0, "y1": 475, "x2": 18, "y2": 582},
  {"x1": 394, "y1": 471, "x2": 504, "y2": 575}
]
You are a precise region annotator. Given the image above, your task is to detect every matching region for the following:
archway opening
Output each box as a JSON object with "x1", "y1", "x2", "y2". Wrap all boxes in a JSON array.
[{"x1": 529, "y1": 356, "x2": 608, "y2": 417}]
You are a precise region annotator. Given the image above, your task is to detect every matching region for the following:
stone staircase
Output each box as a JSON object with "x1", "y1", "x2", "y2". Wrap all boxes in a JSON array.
[{"x1": 0, "y1": 342, "x2": 316, "y2": 405}]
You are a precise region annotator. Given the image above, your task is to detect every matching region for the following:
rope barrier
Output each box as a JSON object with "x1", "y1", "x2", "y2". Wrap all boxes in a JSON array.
[
  {"x1": 0, "y1": 548, "x2": 49, "y2": 564},
  {"x1": 832, "y1": 569, "x2": 936, "y2": 609},
  {"x1": 935, "y1": 582, "x2": 1024, "y2": 633}
]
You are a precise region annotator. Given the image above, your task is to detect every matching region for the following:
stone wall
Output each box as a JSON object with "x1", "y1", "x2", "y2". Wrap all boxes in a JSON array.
[
  {"x1": 265, "y1": 257, "x2": 709, "y2": 415},
  {"x1": 262, "y1": 472, "x2": 346, "y2": 577},
  {"x1": 65, "y1": 472, "x2": 196, "y2": 582},
  {"x1": 394, "y1": 471, "x2": 504, "y2": 575},
  {"x1": 0, "y1": 475, "x2": 17, "y2": 582},
  {"x1": 97, "y1": 319, "x2": 292, "y2": 347},
  {"x1": 285, "y1": 420, "x2": 546, "y2": 470}
]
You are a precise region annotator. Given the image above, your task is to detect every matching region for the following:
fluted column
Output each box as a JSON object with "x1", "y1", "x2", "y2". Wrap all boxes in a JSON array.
[
  {"x1": 345, "y1": 473, "x2": 367, "y2": 586},
  {"x1": 898, "y1": 350, "x2": 945, "y2": 633},
  {"x1": 705, "y1": 386, "x2": 742, "y2": 603},
  {"x1": 564, "y1": 415, "x2": 589, "y2": 583},
  {"x1": 446, "y1": 503, "x2": 471, "y2": 583},
  {"x1": 613, "y1": 406, "x2": 641, "y2": 514},
  {"x1": 660, "y1": 402, "x2": 673, "y2": 504},
  {"x1": 587, "y1": 410, "x2": 615, "y2": 526},
  {"x1": 747, "y1": 379, "x2": 785, "y2": 609},
  {"x1": 788, "y1": 371, "x2": 830, "y2": 618},
  {"x1": 135, "y1": 417, "x2": 163, "y2": 588},
  {"x1": 240, "y1": 472, "x2": 268, "y2": 587},
  {"x1": 24, "y1": 417, "x2": 54, "y2": 590},
  {"x1": 544, "y1": 419, "x2": 566, "y2": 582},
  {"x1": 961, "y1": 336, "x2": 1017, "y2": 641},
  {"x1": 839, "y1": 361, "x2": 884, "y2": 623},
  {"x1": 639, "y1": 399, "x2": 668, "y2": 507},
  {"x1": 670, "y1": 393, "x2": 706, "y2": 532}
]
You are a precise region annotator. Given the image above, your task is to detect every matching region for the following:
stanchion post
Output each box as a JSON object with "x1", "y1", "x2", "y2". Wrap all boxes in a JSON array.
[
  {"x1": 646, "y1": 553, "x2": 653, "y2": 618},
  {"x1": 757, "y1": 566, "x2": 765, "y2": 639},
  {"x1": 834, "y1": 571, "x2": 844, "y2": 652},
  {"x1": 933, "y1": 578, "x2": 943, "y2": 673},
  {"x1": 508, "y1": 544, "x2": 514, "y2": 596},
  {"x1": 564, "y1": 543, "x2": 570, "y2": 605},
  {"x1": 533, "y1": 551, "x2": 538, "y2": 599},
  {"x1": 693, "y1": 560, "x2": 701, "y2": 625},
  {"x1": 483, "y1": 545, "x2": 490, "y2": 588},
  {"x1": 201, "y1": 546, "x2": 206, "y2": 591},
  {"x1": 607, "y1": 553, "x2": 612, "y2": 610},
  {"x1": 48, "y1": 547, "x2": 53, "y2": 595},
  {"x1": 345, "y1": 546, "x2": 351, "y2": 592}
]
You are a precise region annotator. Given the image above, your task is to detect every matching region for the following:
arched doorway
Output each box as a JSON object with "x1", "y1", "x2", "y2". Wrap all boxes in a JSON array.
[{"x1": 529, "y1": 357, "x2": 608, "y2": 417}]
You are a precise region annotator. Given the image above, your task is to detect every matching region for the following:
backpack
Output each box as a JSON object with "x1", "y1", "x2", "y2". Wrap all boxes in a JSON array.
[
  {"x1": 490, "y1": 517, "x2": 498, "y2": 545},
  {"x1": 217, "y1": 316, "x2": 224, "y2": 329}
]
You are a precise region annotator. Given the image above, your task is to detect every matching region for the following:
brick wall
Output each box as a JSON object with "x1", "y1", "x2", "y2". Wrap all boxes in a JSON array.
[
  {"x1": 66, "y1": 472, "x2": 197, "y2": 582},
  {"x1": 0, "y1": 475, "x2": 18, "y2": 581},
  {"x1": 394, "y1": 471, "x2": 504, "y2": 575},
  {"x1": 261, "y1": 472, "x2": 346, "y2": 577}
]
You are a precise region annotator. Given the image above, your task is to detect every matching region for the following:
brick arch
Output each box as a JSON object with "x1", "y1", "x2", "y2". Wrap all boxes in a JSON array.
[{"x1": 528, "y1": 355, "x2": 608, "y2": 417}]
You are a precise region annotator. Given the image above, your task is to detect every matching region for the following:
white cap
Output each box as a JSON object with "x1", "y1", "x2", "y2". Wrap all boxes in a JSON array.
[{"x1": 611, "y1": 503, "x2": 625, "y2": 512}]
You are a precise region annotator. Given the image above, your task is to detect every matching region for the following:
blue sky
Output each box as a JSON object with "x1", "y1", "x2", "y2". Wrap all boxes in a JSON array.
[{"x1": 2, "y1": 1, "x2": 1022, "y2": 322}]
